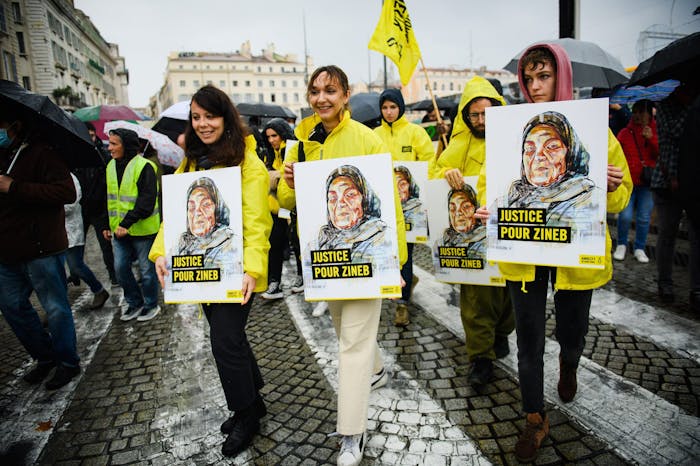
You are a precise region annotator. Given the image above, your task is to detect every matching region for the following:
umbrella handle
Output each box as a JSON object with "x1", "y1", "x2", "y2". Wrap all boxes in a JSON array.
[{"x1": 5, "y1": 142, "x2": 29, "y2": 176}]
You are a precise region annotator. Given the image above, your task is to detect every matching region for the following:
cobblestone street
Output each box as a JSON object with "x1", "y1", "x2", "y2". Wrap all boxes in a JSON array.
[{"x1": 1, "y1": 230, "x2": 699, "y2": 465}]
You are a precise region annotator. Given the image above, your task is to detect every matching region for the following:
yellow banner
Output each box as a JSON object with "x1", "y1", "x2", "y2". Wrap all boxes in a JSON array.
[{"x1": 368, "y1": 0, "x2": 422, "y2": 85}]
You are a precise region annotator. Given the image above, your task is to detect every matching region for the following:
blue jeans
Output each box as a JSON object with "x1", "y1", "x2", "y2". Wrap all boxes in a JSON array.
[
  {"x1": 0, "y1": 253, "x2": 80, "y2": 367},
  {"x1": 617, "y1": 186, "x2": 654, "y2": 251},
  {"x1": 65, "y1": 245, "x2": 104, "y2": 293},
  {"x1": 112, "y1": 236, "x2": 159, "y2": 310}
]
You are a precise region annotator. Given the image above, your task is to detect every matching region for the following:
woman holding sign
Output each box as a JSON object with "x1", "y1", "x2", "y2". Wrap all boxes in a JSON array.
[
  {"x1": 148, "y1": 85, "x2": 272, "y2": 458},
  {"x1": 278, "y1": 65, "x2": 407, "y2": 466}
]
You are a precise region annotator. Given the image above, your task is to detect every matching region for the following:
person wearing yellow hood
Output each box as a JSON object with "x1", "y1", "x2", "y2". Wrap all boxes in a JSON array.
[
  {"x1": 278, "y1": 65, "x2": 407, "y2": 466},
  {"x1": 374, "y1": 88, "x2": 434, "y2": 327},
  {"x1": 432, "y1": 76, "x2": 514, "y2": 390},
  {"x1": 148, "y1": 86, "x2": 272, "y2": 459},
  {"x1": 475, "y1": 44, "x2": 631, "y2": 463}
]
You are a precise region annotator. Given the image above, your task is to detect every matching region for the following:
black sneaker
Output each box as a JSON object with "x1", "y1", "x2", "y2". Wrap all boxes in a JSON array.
[
  {"x1": 261, "y1": 282, "x2": 283, "y2": 300},
  {"x1": 467, "y1": 358, "x2": 493, "y2": 388},
  {"x1": 494, "y1": 335, "x2": 510, "y2": 359},
  {"x1": 23, "y1": 361, "x2": 55, "y2": 384},
  {"x1": 67, "y1": 275, "x2": 81, "y2": 286},
  {"x1": 45, "y1": 364, "x2": 80, "y2": 390},
  {"x1": 120, "y1": 306, "x2": 143, "y2": 322}
]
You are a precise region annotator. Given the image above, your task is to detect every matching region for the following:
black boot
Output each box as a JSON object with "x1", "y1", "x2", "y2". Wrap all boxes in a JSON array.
[
  {"x1": 221, "y1": 398, "x2": 263, "y2": 457},
  {"x1": 220, "y1": 395, "x2": 267, "y2": 435},
  {"x1": 467, "y1": 358, "x2": 493, "y2": 388},
  {"x1": 494, "y1": 335, "x2": 510, "y2": 359},
  {"x1": 23, "y1": 361, "x2": 55, "y2": 384}
]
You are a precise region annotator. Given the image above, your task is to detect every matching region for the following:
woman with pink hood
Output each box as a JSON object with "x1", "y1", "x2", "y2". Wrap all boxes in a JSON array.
[{"x1": 476, "y1": 42, "x2": 632, "y2": 462}]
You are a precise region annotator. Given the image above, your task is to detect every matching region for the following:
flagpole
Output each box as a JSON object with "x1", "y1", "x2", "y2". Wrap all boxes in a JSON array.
[{"x1": 419, "y1": 57, "x2": 448, "y2": 150}]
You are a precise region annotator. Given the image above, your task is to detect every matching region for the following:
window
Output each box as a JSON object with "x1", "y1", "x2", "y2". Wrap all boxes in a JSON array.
[
  {"x1": 441, "y1": 83, "x2": 445, "y2": 91},
  {"x1": 269, "y1": 66, "x2": 272, "y2": 72},
  {"x1": 257, "y1": 66, "x2": 261, "y2": 72},
  {"x1": 11, "y1": 2, "x2": 22, "y2": 23},
  {"x1": 449, "y1": 82, "x2": 454, "y2": 91},
  {"x1": 258, "y1": 93, "x2": 264, "y2": 102},
  {"x1": 232, "y1": 93, "x2": 241, "y2": 102},
  {"x1": 245, "y1": 80, "x2": 250, "y2": 87},
  {"x1": 64, "y1": 25, "x2": 71, "y2": 46},
  {"x1": 245, "y1": 93, "x2": 254, "y2": 103},
  {"x1": 282, "y1": 93, "x2": 288, "y2": 103},
  {"x1": 257, "y1": 80, "x2": 262, "y2": 87},
  {"x1": 178, "y1": 65, "x2": 183, "y2": 69},
  {"x1": 270, "y1": 93, "x2": 276, "y2": 103},
  {"x1": 0, "y1": 5, "x2": 6, "y2": 34},
  {"x1": 232, "y1": 80, "x2": 238, "y2": 86},
  {"x1": 16, "y1": 31, "x2": 26, "y2": 55},
  {"x1": 193, "y1": 80, "x2": 200, "y2": 87},
  {"x1": 281, "y1": 80, "x2": 286, "y2": 87},
  {"x1": 219, "y1": 80, "x2": 225, "y2": 87},
  {"x1": 2, "y1": 51, "x2": 17, "y2": 82},
  {"x1": 177, "y1": 94, "x2": 189, "y2": 102},
  {"x1": 294, "y1": 93, "x2": 299, "y2": 103},
  {"x1": 432, "y1": 82, "x2": 437, "y2": 90},
  {"x1": 206, "y1": 80, "x2": 212, "y2": 85},
  {"x1": 269, "y1": 80, "x2": 275, "y2": 87},
  {"x1": 193, "y1": 65, "x2": 197, "y2": 69},
  {"x1": 205, "y1": 65, "x2": 210, "y2": 69},
  {"x1": 219, "y1": 65, "x2": 223, "y2": 69},
  {"x1": 179, "y1": 80, "x2": 186, "y2": 87},
  {"x1": 22, "y1": 76, "x2": 30, "y2": 90}
]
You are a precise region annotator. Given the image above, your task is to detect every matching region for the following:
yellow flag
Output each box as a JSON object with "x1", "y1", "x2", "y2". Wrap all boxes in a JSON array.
[{"x1": 368, "y1": 0, "x2": 422, "y2": 85}]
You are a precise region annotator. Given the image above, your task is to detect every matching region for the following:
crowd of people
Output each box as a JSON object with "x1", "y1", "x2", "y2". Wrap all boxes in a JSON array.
[{"x1": 0, "y1": 38, "x2": 698, "y2": 466}]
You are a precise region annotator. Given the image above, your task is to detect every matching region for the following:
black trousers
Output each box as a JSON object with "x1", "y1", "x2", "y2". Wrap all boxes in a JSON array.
[
  {"x1": 507, "y1": 267, "x2": 592, "y2": 414},
  {"x1": 82, "y1": 213, "x2": 116, "y2": 282},
  {"x1": 267, "y1": 214, "x2": 288, "y2": 283},
  {"x1": 203, "y1": 297, "x2": 263, "y2": 412}
]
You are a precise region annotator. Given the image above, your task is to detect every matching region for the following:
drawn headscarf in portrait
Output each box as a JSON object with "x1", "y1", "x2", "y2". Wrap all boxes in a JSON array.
[
  {"x1": 316, "y1": 165, "x2": 388, "y2": 263},
  {"x1": 177, "y1": 177, "x2": 239, "y2": 271},
  {"x1": 507, "y1": 111, "x2": 598, "y2": 227},
  {"x1": 394, "y1": 165, "x2": 426, "y2": 231},
  {"x1": 440, "y1": 182, "x2": 486, "y2": 258}
]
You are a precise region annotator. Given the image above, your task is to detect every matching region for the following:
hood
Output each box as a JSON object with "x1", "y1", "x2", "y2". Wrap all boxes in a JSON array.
[
  {"x1": 452, "y1": 76, "x2": 507, "y2": 139},
  {"x1": 108, "y1": 128, "x2": 140, "y2": 160},
  {"x1": 379, "y1": 88, "x2": 406, "y2": 124},
  {"x1": 517, "y1": 42, "x2": 573, "y2": 102},
  {"x1": 262, "y1": 118, "x2": 295, "y2": 141}
]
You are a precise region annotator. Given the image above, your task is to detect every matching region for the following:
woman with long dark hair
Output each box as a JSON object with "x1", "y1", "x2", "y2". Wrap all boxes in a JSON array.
[{"x1": 149, "y1": 85, "x2": 271, "y2": 458}]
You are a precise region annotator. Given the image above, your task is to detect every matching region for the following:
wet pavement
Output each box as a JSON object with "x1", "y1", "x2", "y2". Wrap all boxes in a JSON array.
[{"x1": 0, "y1": 222, "x2": 698, "y2": 465}]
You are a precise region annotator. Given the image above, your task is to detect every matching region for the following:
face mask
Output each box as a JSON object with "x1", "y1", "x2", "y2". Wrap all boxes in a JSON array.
[{"x1": 0, "y1": 129, "x2": 13, "y2": 149}]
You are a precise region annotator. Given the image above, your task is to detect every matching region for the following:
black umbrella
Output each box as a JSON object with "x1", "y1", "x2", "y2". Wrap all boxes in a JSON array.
[
  {"x1": 628, "y1": 32, "x2": 700, "y2": 87},
  {"x1": 0, "y1": 79, "x2": 101, "y2": 169},
  {"x1": 348, "y1": 92, "x2": 381, "y2": 128},
  {"x1": 408, "y1": 97, "x2": 458, "y2": 112},
  {"x1": 151, "y1": 116, "x2": 186, "y2": 144},
  {"x1": 236, "y1": 102, "x2": 296, "y2": 119}
]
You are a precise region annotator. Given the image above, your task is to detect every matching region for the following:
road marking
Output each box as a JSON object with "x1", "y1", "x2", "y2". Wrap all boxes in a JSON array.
[{"x1": 412, "y1": 265, "x2": 700, "y2": 466}]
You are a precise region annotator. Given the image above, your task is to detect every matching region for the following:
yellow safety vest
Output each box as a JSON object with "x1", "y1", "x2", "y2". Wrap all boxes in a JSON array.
[{"x1": 106, "y1": 155, "x2": 160, "y2": 236}]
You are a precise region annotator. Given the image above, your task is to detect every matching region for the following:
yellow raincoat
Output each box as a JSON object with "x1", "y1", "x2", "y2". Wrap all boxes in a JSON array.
[
  {"x1": 374, "y1": 115, "x2": 435, "y2": 163},
  {"x1": 432, "y1": 76, "x2": 506, "y2": 179},
  {"x1": 148, "y1": 136, "x2": 272, "y2": 292},
  {"x1": 277, "y1": 111, "x2": 408, "y2": 266}
]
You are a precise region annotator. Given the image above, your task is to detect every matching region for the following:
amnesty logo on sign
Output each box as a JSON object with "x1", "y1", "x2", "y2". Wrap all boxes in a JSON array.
[{"x1": 368, "y1": 0, "x2": 422, "y2": 85}]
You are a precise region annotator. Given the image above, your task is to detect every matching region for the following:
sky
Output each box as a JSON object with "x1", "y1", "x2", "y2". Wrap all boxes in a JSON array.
[{"x1": 73, "y1": 0, "x2": 699, "y2": 108}]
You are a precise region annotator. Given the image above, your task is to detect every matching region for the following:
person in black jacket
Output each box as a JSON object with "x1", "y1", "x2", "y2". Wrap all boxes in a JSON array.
[{"x1": 73, "y1": 122, "x2": 117, "y2": 285}]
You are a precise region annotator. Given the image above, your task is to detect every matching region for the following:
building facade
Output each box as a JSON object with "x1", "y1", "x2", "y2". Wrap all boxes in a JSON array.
[
  {"x1": 150, "y1": 41, "x2": 311, "y2": 119},
  {"x1": 400, "y1": 66, "x2": 517, "y2": 104},
  {"x1": 0, "y1": 0, "x2": 128, "y2": 108}
]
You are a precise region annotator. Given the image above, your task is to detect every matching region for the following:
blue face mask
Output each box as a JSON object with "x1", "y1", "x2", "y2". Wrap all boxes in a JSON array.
[{"x1": 0, "y1": 129, "x2": 12, "y2": 149}]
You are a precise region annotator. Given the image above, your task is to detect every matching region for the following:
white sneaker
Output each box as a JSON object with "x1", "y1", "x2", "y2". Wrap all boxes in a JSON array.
[
  {"x1": 634, "y1": 249, "x2": 649, "y2": 263},
  {"x1": 337, "y1": 431, "x2": 366, "y2": 466},
  {"x1": 137, "y1": 305, "x2": 161, "y2": 321},
  {"x1": 613, "y1": 244, "x2": 626, "y2": 261},
  {"x1": 312, "y1": 301, "x2": 328, "y2": 317},
  {"x1": 261, "y1": 282, "x2": 283, "y2": 300},
  {"x1": 370, "y1": 367, "x2": 388, "y2": 390}
]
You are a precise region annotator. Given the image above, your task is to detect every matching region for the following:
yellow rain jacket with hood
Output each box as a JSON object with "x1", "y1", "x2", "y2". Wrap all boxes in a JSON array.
[
  {"x1": 432, "y1": 76, "x2": 506, "y2": 179},
  {"x1": 148, "y1": 135, "x2": 272, "y2": 293},
  {"x1": 491, "y1": 42, "x2": 632, "y2": 291},
  {"x1": 374, "y1": 88, "x2": 435, "y2": 163},
  {"x1": 277, "y1": 110, "x2": 408, "y2": 266}
]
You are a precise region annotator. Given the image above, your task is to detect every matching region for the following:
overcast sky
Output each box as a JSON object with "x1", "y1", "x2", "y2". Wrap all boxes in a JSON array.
[{"x1": 73, "y1": 0, "x2": 699, "y2": 108}]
